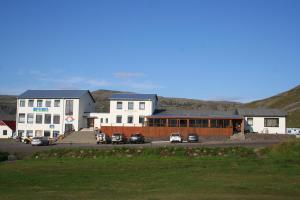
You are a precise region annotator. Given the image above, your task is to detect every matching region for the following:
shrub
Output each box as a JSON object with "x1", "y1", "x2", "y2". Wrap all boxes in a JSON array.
[{"x1": 0, "y1": 151, "x2": 9, "y2": 162}]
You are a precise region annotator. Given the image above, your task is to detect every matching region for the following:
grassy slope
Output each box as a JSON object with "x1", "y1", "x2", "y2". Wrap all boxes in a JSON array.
[
  {"x1": 245, "y1": 85, "x2": 300, "y2": 127},
  {"x1": 1, "y1": 141, "x2": 300, "y2": 200}
]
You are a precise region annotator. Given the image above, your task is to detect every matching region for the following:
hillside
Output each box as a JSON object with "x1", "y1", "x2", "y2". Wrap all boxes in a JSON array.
[
  {"x1": 245, "y1": 85, "x2": 300, "y2": 127},
  {"x1": 0, "y1": 85, "x2": 299, "y2": 127}
]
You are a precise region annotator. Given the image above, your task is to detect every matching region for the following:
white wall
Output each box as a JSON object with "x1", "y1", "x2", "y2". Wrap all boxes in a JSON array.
[
  {"x1": 16, "y1": 96, "x2": 95, "y2": 138},
  {"x1": 0, "y1": 125, "x2": 13, "y2": 138},
  {"x1": 109, "y1": 100, "x2": 155, "y2": 127},
  {"x1": 245, "y1": 116, "x2": 286, "y2": 134},
  {"x1": 87, "y1": 113, "x2": 111, "y2": 129}
]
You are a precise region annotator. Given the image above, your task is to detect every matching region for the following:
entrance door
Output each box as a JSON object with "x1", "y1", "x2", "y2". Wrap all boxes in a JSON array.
[
  {"x1": 65, "y1": 124, "x2": 74, "y2": 133},
  {"x1": 87, "y1": 118, "x2": 94, "y2": 128}
]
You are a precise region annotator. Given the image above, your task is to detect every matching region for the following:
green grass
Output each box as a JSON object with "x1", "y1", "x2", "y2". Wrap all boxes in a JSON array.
[{"x1": 0, "y1": 141, "x2": 300, "y2": 200}]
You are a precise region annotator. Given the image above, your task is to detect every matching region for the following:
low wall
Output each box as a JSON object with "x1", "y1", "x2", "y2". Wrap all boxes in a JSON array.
[
  {"x1": 245, "y1": 133, "x2": 296, "y2": 141},
  {"x1": 100, "y1": 126, "x2": 233, "y2": 139}
]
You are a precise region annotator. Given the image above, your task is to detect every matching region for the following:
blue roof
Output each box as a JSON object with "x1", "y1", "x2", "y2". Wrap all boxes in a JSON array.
[
  {"x1": 110, "y1": 93, "x2": 158, "y2": 101},
  {"x1": 18, "y1": 90, "x2": 95, "y2": 102}
]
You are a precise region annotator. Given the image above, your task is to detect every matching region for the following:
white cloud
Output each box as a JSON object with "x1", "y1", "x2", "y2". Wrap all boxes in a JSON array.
[{"x1": 113, "y1": 72, "x2": 144, "y2": 79}]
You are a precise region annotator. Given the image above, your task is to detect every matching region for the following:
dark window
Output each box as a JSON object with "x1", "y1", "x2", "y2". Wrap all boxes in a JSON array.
[
  {"x1": 37, "y1": 100, "x2": 43, "y2": 107},
  {"x1": 26, "y1": 130, "x2": 33, "y2": 137},
  {"x1": 44, "y1": 131, "x2": 51, "y2": 137},
  {"x1": 45, "y1": 100, "x2": 51, "y2": 107},
  {"x1": 168, "y1": 119, "x2": 178, "y2": 127},
  {"x1": 139, "y1": 102, "x2": 145, "y2": 110},
  {"x1": 100, "y1": 118, "x2": 103, "y2": 123},
  {"x1": 44, "y1": 114, "x2": 51, "y2": 124},
  {"x1": 3, "y1": 130, "x2": 7, "y2": 136},
  {"x1": 18, "y1": 113, "x2": 25, "y2": 123},
  {"x1": 36, "y1": 114, "x2": 42, "y2": 124},
  {"x1": 117, "y1": 102, "x2": 122, "y2": 110},
  {"x1": 54, "y1": 100, "x2": 60, "y2": 107},
  {"x1": 65, "y1": 100, "x2": 73, "y2": 115},
  {"x1": 19, "y1": 100, "x2": 25, "y2": 107},
  {"x1": 27, "y1": 113, "x2": 34, "y2": 124},
  {"x1": 116, "y1": 116, "x2": 122, "y2": 123},
  {"x1": 264, "y1": 118, "x2": 279, "y2": 127},
  {"x1": 128, "y1": 102, "x2": 134, "y2": 110},
  {"x1": 128, "y1": 116, "x2": 133, "y2": 123},
  {"x1": 106, "y1": 118, "x2": 108, "y2": 123},
  {"x1": 139, "y1": 116, "x2": 144, "y2": 124},
  {"x1": 179, "y1": 119, "x2": 187, "y2": 127},
  {"x1": 28, "y1": 100, "x2": 34, "y2": 107},
  {"x1": 210, "y1": 120, "x2": 217, "y2": 128},
  {"x1": 53, "y1": 115, "x2": 60, "y2": 124}
]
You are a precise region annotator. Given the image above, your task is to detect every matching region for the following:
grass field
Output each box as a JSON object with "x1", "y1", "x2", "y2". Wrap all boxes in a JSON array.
[{"x1": 0, "y1": 141, "x2": 300, "y2": 200}]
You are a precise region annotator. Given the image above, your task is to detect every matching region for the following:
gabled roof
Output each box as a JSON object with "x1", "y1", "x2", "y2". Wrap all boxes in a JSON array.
[
  {"x1": 148, "y1": 109, "x2": 242, "y2": 119},
  {"x1": 18, "y1": 90, "x2": 95, "y2": 102},
  {"x1": 0, "y1": 120, "x2": 16, "y2": 131},
  {"x1": 110, "y1": 93, "x2": 158, "y2": 101},
  {"x1": 237, "y1": 108, "x2": 287, "y2": 117}
]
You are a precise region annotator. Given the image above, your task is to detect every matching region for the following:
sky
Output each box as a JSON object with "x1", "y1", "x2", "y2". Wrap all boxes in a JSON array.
[{"x1": 0, "y1": 0, "x2": 299, "y2": 102}]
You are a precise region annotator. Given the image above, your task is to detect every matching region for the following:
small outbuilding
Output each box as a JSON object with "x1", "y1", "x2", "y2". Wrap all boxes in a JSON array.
[{"x1": 0, "y1": 120, "x2": 16, "y2": 138}]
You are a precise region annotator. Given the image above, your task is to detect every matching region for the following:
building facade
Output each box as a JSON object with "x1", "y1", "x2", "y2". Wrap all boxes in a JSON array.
[
  {"x1": 87, "y1": 93, "x2": 158, "y2": 129},
  {"x1": 0, "y1": 120, "x2": 15, "y2": 138},
  {"x1": 239, "y1": 108, "x2": 287, "y2": 134},
  {"x1": 16, "y1": 90, "x2": 95, "y2": 138}
]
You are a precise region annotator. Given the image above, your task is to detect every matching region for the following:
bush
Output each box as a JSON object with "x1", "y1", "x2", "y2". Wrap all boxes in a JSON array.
[{"x1": 0, "y1": 151, "x2": 9, "y2": 162}]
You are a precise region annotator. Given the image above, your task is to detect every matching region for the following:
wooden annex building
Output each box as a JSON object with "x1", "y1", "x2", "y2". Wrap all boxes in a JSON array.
[{"x1": 101, "y1": 110, "x2": 244, "y2": 139}]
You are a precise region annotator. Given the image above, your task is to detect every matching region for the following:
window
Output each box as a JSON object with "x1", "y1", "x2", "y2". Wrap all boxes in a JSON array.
[
  {"x1": 168, "y1": 119, "x2": 178, "y2": 127},
  {"x1": 53, "y1": 115, "x2": 60, "y2": 124},
  {"x1": 139, "y1": 116, "x2": 144, "y2": 124},
  {"x1": 37, "y1": 100, "x2": 43, "y2": 107},
  {"x1": 179, "y1": 119, "x2": 187, "y2": 127},
  {"x1": 18, "y1": 130, "x2": 25, "y2": 137},
  {"x1": 65, "y1": 100, "x2": 73, "y2": 115},
  {"x1": 26, "y1": 130, "x2": 33, "y2": 137},
  {"x1": 18, "y1": 113, "x2": 25, "y2": 123},
  {"x1": 189, "y1": 119, "x2": 209, "y2": 128},
  {"x1": 247, "y1": 118, "x2": 253, "y2": 126},
  {"x1": 45, "y1": 100, "x2": 51, "y2": 107},
  {"x1": 19, "y1": 100, "x2": 25, "y2": 107},
  {"x1": 139, "y1": 102, "x2": 145, "y2": 110},
  {"x1": 117, "y1": 102, "x2": 122, "y2": 110},
  {"x1": 54, "y1": 100, "x2": 60, "y2": 107},
  {"x1": 44, "y1": 114, "x2": 51, "y2": 124},
  {"x1": 35, "y1": 130, "x2": 43, "y2": 137},
  {"x1": 116, "y1": 115, "x2": 122, "y2": 123},
  {"x1": 128, "y1": 102, "x2": 134, "y2": 110},
  {"x1": 44, "y1": 131, "x2": 51, "y2": 137},
  {"x1": 127, "y1": 116, "x2": 133, "y2": 124},
  {"x1": 28, "y1": 100, "x2": 34, "y2": 107},
  {"x1": 106, "y1": 118, "x2": 108, "y2": 123},
  {"x1": 264, "y1": 118, "x2": 279, "y2": 127},
  {"x1": 36, "y1": 114, "x2": 43, "y2": 124},
  {"x1": 27, "y1": 113, "x2": 34, "y2": 124},
  {"x1": 3, "y1": 130, "x2": 7, "y2": 136},
  {"x1": 100, "y1": 118, "x2": 103, "y2": 123}
]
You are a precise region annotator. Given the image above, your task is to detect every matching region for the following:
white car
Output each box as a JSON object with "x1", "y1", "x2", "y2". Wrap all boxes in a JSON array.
[
  {"x1": 170, "y1": 133, "x2": 183, "y2": 143},
  {"x1": 31, "y1": 137, "x2": 50, "y2": 146}
]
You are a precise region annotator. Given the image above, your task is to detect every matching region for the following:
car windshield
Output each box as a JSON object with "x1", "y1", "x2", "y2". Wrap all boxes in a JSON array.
[
  {"x1": 113, "y1": 134, "x2": 121, "y2": 136},
  {"x1": 132, "y1": 134, "x2": 141, "y2": 137},
  {"x1": 171, "y1": 133, "x2": 180, "y2": 136}
]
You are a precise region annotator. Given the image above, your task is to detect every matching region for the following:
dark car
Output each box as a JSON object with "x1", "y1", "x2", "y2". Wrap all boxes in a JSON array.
[
  {"x1": 187, "y1": 133, "x2": 199, "y2": 143},
  {"x1": 111, "y1": 133, "x2": 127, "y2": 144},
  {"x1": 31, "y1": 137, "x2": 50, "y2": 146},
  {"x1": 129, "y1": 133, "x2": 145, "y2": 144}
]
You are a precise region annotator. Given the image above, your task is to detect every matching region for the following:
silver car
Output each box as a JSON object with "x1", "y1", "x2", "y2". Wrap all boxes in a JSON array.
[{"x1": 31, "y1": 137, "x2": 49, "y2": 146}]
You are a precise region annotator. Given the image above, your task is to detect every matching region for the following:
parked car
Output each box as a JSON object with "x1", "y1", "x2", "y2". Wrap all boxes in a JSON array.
[
  {"x1": 96, "y1": 133, "x2": 111, "y2": 144},
  {"x1": 129, "y1": 133, "x2": 145, "y2": 144},
  {"x1": 31, "y1": 137, "x2": 50, "y2": 146},
  {"x1": 170, "y1": 133, "x2": 183, "y2": 143},
  {"x1": 111, "y1": 133, "x2": 127, "y2": 144},
  {"x1": 187, "y1": 133, "x2": 199, "y2": 143},
  {"x1": 22, "y1": 137, "x2": 32, "y2": 144}
]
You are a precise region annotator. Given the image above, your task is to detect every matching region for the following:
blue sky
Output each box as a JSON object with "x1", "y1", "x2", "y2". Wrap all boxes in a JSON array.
[{"x1": 0, "y1": 0, "x2": 299, "y2": 102}]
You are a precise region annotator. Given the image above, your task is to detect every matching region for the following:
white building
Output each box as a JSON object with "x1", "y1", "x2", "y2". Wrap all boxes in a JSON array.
[
  {"x1": 0, "y1": 120, "x2": 15, "y2": 138},
  {"x1": 238, "y1": 108, "x2": 287, "y2": 134},
  {"x1": 86, "y1": 93, "x2": 158, "y2": 129},
  {"x1": 16, "y1": 90, "x2": 95, "y2": 138}
]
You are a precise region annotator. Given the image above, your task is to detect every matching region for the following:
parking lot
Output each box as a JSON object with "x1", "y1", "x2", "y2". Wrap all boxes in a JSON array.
[{"x1": 0, "y1": 138, "x2": 284, "y2": 156}]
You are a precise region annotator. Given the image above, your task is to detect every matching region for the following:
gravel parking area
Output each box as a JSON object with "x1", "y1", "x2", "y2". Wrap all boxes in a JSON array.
[{"x1": 0, "y1": 138, "x2": 284, "y2": 157}]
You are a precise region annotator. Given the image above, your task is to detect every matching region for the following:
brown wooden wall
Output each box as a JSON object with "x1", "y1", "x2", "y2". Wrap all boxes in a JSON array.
[{"x1": 100, "y1": 126, "x2": 233, "y2": 139}]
